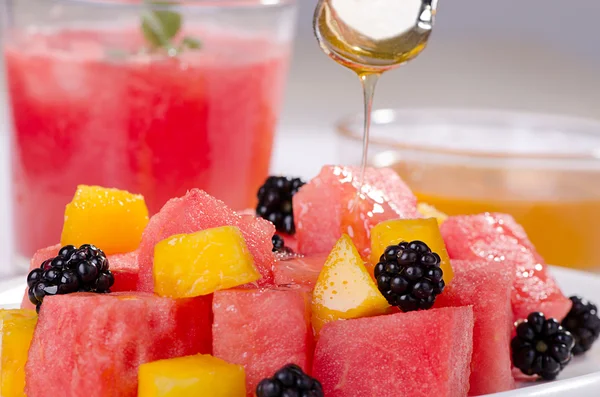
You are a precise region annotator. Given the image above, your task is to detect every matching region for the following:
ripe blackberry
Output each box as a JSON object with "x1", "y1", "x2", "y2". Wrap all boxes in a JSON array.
[
  {"x1": 256, "y1": 176, "x2": 305, "y2": 234},
  {"x1": 272, "y1": 234, "x2": 285, "y2": 252},
  {"x1": 374, "y1": 240, "x2": 445, "y2": 312},
  {"x1": 512, "y1": 312, "x2": 575, "y2": 380},
  {"x1": 561, "y1": 296, "x2": 600, "y2": 355},
  {"x1": 272, "y1": 234, "x2": 295, "y2": 254},
  {"x1": 26, "y1": 244, "x2": 115, "y2": 312},
  {"x1": 256, "y1": 364, "x2": 323, "y2": 397}
]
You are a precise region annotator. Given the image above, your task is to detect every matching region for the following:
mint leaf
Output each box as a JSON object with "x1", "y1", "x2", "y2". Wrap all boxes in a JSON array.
[
  {"x1": 140, "y1": 1, "x2": 201, "y2": 55},
  {"x1": 181, "y1": 36, "x2": 202, "y2": 50},
  {"x1": 141, "y1": 1, "x2": 182, "y2": 49}
]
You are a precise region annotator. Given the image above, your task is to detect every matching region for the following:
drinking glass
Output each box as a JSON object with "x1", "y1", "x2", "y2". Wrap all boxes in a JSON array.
[{"x1": 0, "y1": 0, "x2": 297, "y2": 272}]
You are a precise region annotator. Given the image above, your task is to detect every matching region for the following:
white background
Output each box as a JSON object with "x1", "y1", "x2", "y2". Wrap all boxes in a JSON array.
[{"x1": 1, "y1": 0, "x2": 600, "y2": 277}]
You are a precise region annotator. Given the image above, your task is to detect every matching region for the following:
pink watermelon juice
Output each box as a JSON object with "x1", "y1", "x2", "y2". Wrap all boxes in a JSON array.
[{"x1": 4, "y1": 28, "x2": 290, "y2": 258}]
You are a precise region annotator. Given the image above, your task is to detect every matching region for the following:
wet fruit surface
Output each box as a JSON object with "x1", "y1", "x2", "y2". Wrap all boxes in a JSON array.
[{"x1": 311, "y1": 235, "x2": 389, "y2": 334}]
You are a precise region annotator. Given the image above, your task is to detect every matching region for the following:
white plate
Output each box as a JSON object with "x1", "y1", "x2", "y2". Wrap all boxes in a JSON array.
[{"x1": 2, "y1": 266, "x2": 600, "y2": 396}]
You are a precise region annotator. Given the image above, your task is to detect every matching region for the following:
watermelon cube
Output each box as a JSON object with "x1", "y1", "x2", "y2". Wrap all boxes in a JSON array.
[
  {"x1": 25, "y1": 292, "x2": 212, "y2": 397},
  {"x1": 108, "y1": 250, "x2": 140, "y2": 292},
  {"x1": 313, "y1": 306, "x2": 474, "y2": 397},
  {"x1": 273, "y1": 253, "x2": 328, "y2": 288},
  {"x1": 21, "y1": 245, "x2": 140, "y2": 310},
  {"x1": 293, "y1": 165, "x2": 419, "y2": 256},
  {"x1": 212, "y1": 288, "x2": 312, "y2": 396},
  {"x1": 435, "y1": 260, "x2": 515, "y2": 395},
  {"x1": 440, "y1": 213, "x2": 572, "y2": 322},
  {"x1": 138, "y1": 189, "x2": 275, "y2": 292},
  {"x1": 29, "y1": 244, "x2": 61, "y2": 271}
]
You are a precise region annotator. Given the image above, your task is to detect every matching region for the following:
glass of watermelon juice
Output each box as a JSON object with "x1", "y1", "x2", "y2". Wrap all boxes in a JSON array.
[{"x1": 1, "y1": 0, "x2": 297, "y2": 270}]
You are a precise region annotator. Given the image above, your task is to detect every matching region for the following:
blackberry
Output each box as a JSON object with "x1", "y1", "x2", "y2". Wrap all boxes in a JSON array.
[
  {"x1": 256, "y1": 176, "x2": 305, "y2": 235},
  {"x1": 374, "y1": 240, "x2": 445, "y2": 312},
  {"x1": 561, "y1": 296, "x2": 600, "y2": 355},
  {"x1": 272, "y1": 234, "x2": 295, "y2": 255},
  {"x1": 26, "y1": 244, "x2": 115, "y2": 312},
  {"x1": 272, "y1": 234, "x2": 285, "y2": 252},
  {"x1": 511, "y1": 312, "x2": 575, "y2": 380},
  {"x1": 256, "y1": 364, "x2": 323, "y2": 397}
]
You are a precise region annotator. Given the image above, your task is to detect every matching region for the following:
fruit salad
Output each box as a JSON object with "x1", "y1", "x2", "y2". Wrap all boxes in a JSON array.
[{"x1": 3, "y1": 167, "x2": 600, "y2": 397}]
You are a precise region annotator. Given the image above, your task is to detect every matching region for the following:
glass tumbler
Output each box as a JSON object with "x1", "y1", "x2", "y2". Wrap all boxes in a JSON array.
[{"x1": 1, "y1": 0, "x2": 297, "y2": 272}]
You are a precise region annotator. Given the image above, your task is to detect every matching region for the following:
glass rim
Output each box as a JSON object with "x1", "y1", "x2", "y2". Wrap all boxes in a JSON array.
[
  {"x1": 336, "y1": 107, "x2": 600, "y2": 162},
  {"x1": 54, "y1": 0, "x2": 296, "y2": 10}
]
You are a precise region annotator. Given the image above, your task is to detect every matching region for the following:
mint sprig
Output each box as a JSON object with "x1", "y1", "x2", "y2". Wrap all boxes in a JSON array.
[
  {"x1": 141, "y1": 1, "x2": 201, "y2": 55},
  {"x1": 180, "y1": 36, "x2": 202, "y2": 50}
]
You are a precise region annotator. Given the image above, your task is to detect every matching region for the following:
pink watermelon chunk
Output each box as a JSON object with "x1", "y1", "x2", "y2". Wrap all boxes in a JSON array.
[
  {"x1": 25, "y1": 292, "x2": 212, "y2": 397},
  {"x1": 440, "y1": 213, "x2": 572, "y2": 322},
  {"x1": 21, "y1": 245, "x2": 140, "y2": 310},
  {"x1": 29, "y1": 244, "x2": 60, "y2": 270},
  {"x1": 213, "y1": 287, "x2": 312, "y2": 395},
  {"x1": 137, "y1": 189, "x2": 276, "y2": 292},
  {"x1": 293, "y1": 165, "x2": 419, "y2": 256},
  {"x1": 107, "y1": 250, "x2": 140, "y2": 292},
  {"x1": 273, "y1": 253, "x2": 328, "y2": 288},
  {"x1": 435, "y1": 260, "x2": 515, "y2": 395},
  {"x1": 313, "y1": 306, "x2": 474, "y2": 397}
]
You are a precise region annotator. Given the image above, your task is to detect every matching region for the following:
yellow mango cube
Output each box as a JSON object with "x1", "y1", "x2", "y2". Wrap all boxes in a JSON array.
[
  {"x1": 312, "y1": 235, "x2": 389, "y2": 334},
  {"x1": 417, "y1": 202, "x2": 449, "y2": 224},
  {"x1": 138, "y1": 354, "x2": 246, "y2": 397},
  {"x1": 61, "y1": 185, "x2": 149, "y2": 255},
  {"x1": 153, "y1": 226, "x2": 260, "y2": 298},
  {"x1": 0, "y1": 309, "x2": 37, "y2": 397},
  {"x1": 370, "y1": 218, "x2": 454, "y2": 285}
]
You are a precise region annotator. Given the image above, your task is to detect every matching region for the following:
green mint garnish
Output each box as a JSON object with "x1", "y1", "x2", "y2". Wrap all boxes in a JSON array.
[
  {"x1": 141, "y1": 1, "x2": 201, "y2": 55},
  {"x1": 181, "y1": 36, "x2": 202, "y2": 50}
]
